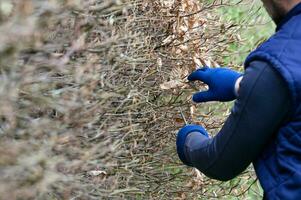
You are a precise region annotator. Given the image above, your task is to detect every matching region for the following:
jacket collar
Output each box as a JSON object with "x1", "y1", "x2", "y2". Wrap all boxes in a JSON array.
[{"x1": 276, "y1": 2, "x2": 301, "y2": 31}]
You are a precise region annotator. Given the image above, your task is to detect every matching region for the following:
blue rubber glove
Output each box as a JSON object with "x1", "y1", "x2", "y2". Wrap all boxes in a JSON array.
[
  {"x1": 188, "y1": 67, "x2": 243, "y2": 103},
  {"x1": 176, "y1": 125, "x2": 209, "y2": 166}
]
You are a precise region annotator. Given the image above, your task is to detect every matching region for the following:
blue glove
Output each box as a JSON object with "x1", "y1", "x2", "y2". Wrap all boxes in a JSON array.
[
  {"x1": 188, "y1": 67, "x2": 243, "y2": 103},
  {"x1": 176, "y1": 125, "x2": 209, "y2": 166}
]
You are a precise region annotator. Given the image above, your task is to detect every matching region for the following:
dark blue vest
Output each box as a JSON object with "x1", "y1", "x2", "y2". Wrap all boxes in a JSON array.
[{"x1": 245, "y1": 4, "x2": 301, "y2": 199}]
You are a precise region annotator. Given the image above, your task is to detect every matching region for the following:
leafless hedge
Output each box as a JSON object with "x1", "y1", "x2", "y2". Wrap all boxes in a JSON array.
[{"x1": 0, "y1": 0, "x2": 261, "y2": 199}]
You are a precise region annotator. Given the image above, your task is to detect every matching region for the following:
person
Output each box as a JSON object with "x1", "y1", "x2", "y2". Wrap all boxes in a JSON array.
[{"x1": 176, "y1": 0, "x2": 301, "y2": 199}]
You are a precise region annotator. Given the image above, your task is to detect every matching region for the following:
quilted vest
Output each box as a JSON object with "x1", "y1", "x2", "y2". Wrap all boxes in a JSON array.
[{"x1": 244, "y1": 3, "x2": 301, "y2": 199}]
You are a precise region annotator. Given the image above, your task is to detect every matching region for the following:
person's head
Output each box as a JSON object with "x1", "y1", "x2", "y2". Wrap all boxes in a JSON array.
[{"x1": 262, "y1": 0, "x2": 301, "y2": 24}]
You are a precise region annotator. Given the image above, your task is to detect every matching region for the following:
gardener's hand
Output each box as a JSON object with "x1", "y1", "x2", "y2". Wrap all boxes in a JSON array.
[
  {"x1": 188, "y1": 67, "x2": 243, "y2": 103},
  {"x1": 176, "y1": 125, "x2": 209, "y2": 166}
]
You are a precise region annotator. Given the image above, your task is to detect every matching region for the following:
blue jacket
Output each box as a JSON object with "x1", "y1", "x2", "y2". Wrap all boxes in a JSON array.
[{"x1": 245, "y1": 3, "x2": 301, "y2": 199}]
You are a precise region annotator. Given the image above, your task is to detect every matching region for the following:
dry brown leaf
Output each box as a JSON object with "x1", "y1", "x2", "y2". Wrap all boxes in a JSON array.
[
  {"x1": 193, "y1": 56, "x2": 203, "y2": 67},
  {"x1": 88, "y1": 170, "x2": 107, "y2": 176},
  {"x1": 161, "y1": 35, "x2": 174, "y2": 45},
  {"x1": 160, "y1": 80, "x2": 184, "y2": 90}
]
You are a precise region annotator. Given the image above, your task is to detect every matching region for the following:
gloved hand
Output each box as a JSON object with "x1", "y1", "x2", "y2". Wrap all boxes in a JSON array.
[
  {"x1": 188, "y1": 67, "x2": 243, "y2": 103},
  {"x1": 176, "y1": 125, "x2": 209, "y2": 166}
]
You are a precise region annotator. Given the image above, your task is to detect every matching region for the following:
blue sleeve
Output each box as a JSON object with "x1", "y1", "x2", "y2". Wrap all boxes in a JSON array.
[{"x1": 184, "y1": 61, "x2": 291, "y2": 181}]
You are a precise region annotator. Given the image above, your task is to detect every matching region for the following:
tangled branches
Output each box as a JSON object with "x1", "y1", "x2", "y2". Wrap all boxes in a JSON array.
[{"x1": 0, "y1": 0, "x2": 262, "y2": 199}]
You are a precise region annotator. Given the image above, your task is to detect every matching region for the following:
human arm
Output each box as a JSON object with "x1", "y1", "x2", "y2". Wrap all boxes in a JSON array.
[{"x1": 177, "y1": 61, "x2": 291, "y2": 181}]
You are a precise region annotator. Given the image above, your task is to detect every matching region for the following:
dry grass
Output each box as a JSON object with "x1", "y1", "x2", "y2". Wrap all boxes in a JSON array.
[{"x1": 0, "y1": 0, "x2": 259, "y2": 199}]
